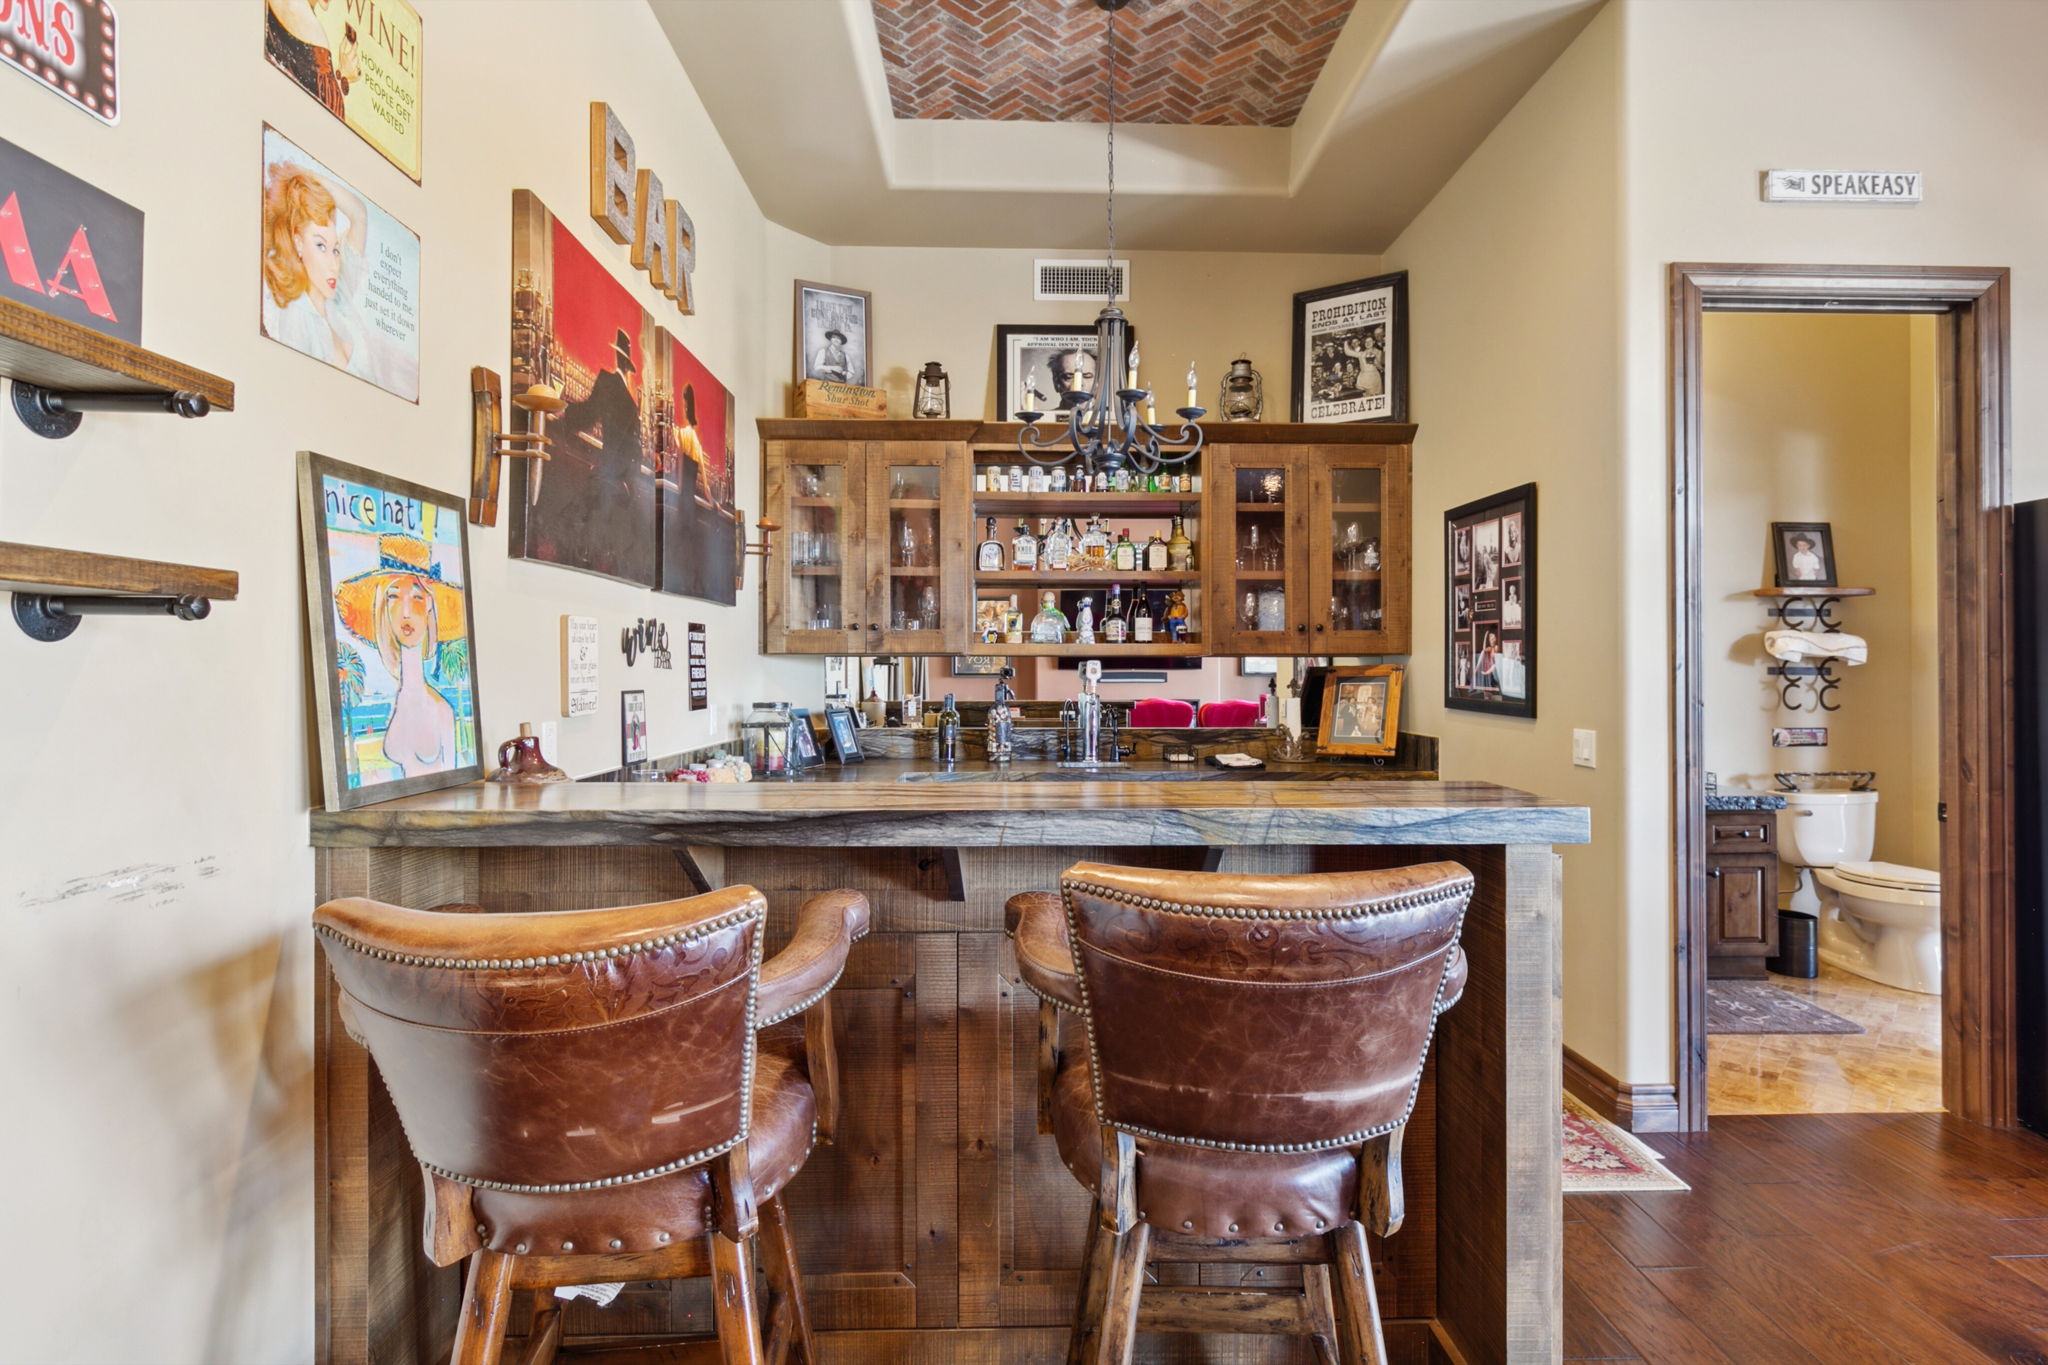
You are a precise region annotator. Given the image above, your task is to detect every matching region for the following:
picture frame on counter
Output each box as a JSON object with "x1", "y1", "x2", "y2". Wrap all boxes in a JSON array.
[
  {"x1": 1290, "y1": 270, "x2": 1407, "y2": 424},
  {"x1": 795, "y1": 280, "x2": 872, "y2": 388},
  {"x1": 786, "y1": 706, "x2": 824, "y2": 770},
  {"x1": 1445, "y1": 482, "x2": 1536, "y2": 717},
  {"x1": 621, "y1": 689, "x2": 648, "y2": 766},
  {"x1": 1771, "y1": 520, "x2": 1838, "y2": 587},
  {"x1": 994, "y1": 323, "x2": 1137, "y2": 419},
  {"x1": 1316, "y1": 664, "x2": 1404, "y2": 758},
  {"x1": 298, "y1": 452, "x2": 483, "y2": 811},
  {"x1": 824, "y1": 706, "x2": 865, "y2": 763}
]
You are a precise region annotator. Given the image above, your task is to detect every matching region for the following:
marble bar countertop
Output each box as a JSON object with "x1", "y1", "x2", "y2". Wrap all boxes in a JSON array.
[
  {"x1": 1705, "y1": 792, "x2": 1789, "y2": 811},
  {"x1": 311, "y1": 761, "x2": 1591, "y2": 849}
]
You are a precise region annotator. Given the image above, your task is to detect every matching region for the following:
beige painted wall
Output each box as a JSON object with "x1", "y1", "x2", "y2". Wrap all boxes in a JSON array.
[
  {"x1": 1378, "y1": 4, "x2": 1626, "y2": 1077},
  {"x1": 0, "y1": 5, "x2": 821, "y2": 1359},
  {"x1": 1700, "y1": 312, "x2": 1938, "y2": 868}
]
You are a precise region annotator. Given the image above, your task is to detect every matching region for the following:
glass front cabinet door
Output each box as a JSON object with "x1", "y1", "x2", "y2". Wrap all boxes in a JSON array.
[
  {"x1": 1204, "y1": 445, "x2": 1312, "y2": 655},
  {"x1": 865, "y1": 441, "x2": 973, "y2": 655},
  {"x1": 762, "y1": 440, "x2": 867, "y2": 654},
  {"x1": 1309, "y1": 443, "x2": 1411, "y2": 655}
]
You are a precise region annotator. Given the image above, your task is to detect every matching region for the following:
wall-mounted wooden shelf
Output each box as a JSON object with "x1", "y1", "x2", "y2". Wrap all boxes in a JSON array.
[
  {"x1": 1752, "y1": 586, "x2": 1875, "y2": 598},
  {"x1": 966, "y1": 640, "x2": 1206, "y2": 657},
  {"x1": 0, "y1": 297, "x2": 234, "y2": 438},
  {"x1": 0, "y1": 542, "x2": 238, "y2": 642},
  {"x1": 973, "y1": 492, "x2": 1198, "y2": 516},
  {"x1": 975, "y1": 569, "x2": 1201, "y2": 586}
]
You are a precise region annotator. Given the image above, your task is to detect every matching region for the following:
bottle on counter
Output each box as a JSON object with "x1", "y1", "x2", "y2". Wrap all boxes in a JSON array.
[
  {"x1": 1028, "y1": 590, "x2": 1071, "y2": 643},
  {"x1": 1104, "y1": 584, "x2": 1128, "y2": 643},
  {"x1": 1011, "y1": 519, "x2": 1038, "y2": 570},
  {"x1": 937, "y1": 693, "x2": 962, "y2": 764},
  {"x1": 977, "y1": 516, "x2": 1004, "y2": 572},
  {"x1": 1133, "y1": 593, "x2": 1154, "y2": 643},
  {"x1": 1167, "y1": 514, "x2": 1195, "y2": 572}
]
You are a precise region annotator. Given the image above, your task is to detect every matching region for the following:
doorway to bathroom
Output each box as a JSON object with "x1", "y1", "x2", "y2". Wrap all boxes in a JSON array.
[{"x1": 1670, "y1": 265, "x2": 2014, "y2": 1132}]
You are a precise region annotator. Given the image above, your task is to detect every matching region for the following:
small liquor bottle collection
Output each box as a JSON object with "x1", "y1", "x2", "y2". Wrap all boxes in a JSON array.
[
  {"x1": 976, "y1": 514, "x2": 1197, "y2": 575},
  {"x1": 976, "y1": 464, "x2": 1199, "y2": 495},
  {"x1": 972, "y1": 583, "x2": 1193, "y2": 648}
]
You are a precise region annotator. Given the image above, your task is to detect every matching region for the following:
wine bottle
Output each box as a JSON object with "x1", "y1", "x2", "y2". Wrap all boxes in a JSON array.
[
  {"x1": 1133, "y1": 593, "x2": 1154, "y2": 643},
  {"x1": 937, "y1": 693, "x2": 962, "y2": 764}
]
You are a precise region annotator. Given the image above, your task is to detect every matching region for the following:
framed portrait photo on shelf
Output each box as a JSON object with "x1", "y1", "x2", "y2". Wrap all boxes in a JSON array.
[
  {"x1": 824, "y1": 706, "x2": 865, "y2": 764},
  {"x1": 1290, "y1": 271, "x2": 1407, "y2": 424},
  {"x1": 1445, "y1": 483, "x2": 1535, "y2": 717},
  {"x1": 795, "y1": 281, "x2": 872, "y2": 388},
  {"x1": 1771, "y1": 521, "x2": 1837, "y2": 588},
  {"x1": 298, "y1": 452, "x2": 484, "y2": 811},
  {"x1": 1316, "y1": 665, "x2": 1404, "y2": 758},
  {"x1": 994, "y1": 324, "x2": 1135, "y2": 419}
]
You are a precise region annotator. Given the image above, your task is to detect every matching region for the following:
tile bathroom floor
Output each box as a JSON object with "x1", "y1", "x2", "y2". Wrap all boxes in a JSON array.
[{"x1": 1709, "y1": 963, "x2": 1943, "y2": 1114}]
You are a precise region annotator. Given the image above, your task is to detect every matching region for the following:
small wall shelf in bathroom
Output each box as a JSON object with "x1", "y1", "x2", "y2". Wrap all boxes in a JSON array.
[{"x1": 1752, "y1": 586, "x2": 1875, "y2": 598}]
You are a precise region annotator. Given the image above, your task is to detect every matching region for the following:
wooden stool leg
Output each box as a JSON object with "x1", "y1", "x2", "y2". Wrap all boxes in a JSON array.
[
  {"x1": 516, "y1": 1289, "x2": 565, "y2": 1365},
  {"x1": 1304, "y1": 1262, "x2": 1341, "y2": 1365},
  {"x1": 758, "y1": 1195, "x2": 817, "y2": 1365},
  {"x1": 451, "y1": 1250, "x2": 516, "y2": 1365},
  {"x1": 1063, "y1": 1197, "x2": 1111, "y2": 1365},
  {"x1": 1329, "y1": 1223, "x2": 1388, "y2": 1365},
  {"x1": 1037, "y1": 998, "x2": 1061, "y2": 1134},
  {"x1": 710, "y1": 1230, "x2": 767, "y2": 1365},
  {"x1": 1095, "y1": 1222, "x2": 1151, "y2": 1365}
]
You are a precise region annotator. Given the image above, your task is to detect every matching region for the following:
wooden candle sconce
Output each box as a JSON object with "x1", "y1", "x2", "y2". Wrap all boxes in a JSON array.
[
  {"x1": 741, "y1": 518, "x2": 779, "y2": 588},
  {"x1": 468, "y1": 367, "x2": 566, "y2": 526}
]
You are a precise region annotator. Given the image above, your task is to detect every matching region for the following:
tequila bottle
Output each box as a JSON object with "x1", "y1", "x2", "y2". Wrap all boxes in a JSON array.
[
  {"x1": 1028, "y1": 591, "x2": 1070, "y2": 643},
  {"x1": 1075, "y1": 597, "x2": 1097, "y2": 645},
  {"x1": 1044, "y1": 516, "x2": 1074, "y2": 571},
  {"x1": 976, "y1": 516, "x2": 1004, "y2": 572}
]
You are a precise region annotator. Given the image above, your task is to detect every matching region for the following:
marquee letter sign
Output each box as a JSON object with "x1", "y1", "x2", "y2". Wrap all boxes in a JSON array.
[
  {"x1": 587, "y1": 102, "x2": 696, "y2": 317},
  {"x1": 0, "y1": 0, "x2": 119, "y2": 124},
  {"x1": 0, "y1": 134, "x2": 142, "y2": 342}
]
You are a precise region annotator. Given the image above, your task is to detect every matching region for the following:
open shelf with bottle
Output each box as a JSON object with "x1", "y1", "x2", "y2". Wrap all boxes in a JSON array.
[
  {"x1": 972, "y1": 491, "x2": 1198, "y2": 517},
  {"x1": 973, "y1": 569, "x2": 1200, "y2": 586}
]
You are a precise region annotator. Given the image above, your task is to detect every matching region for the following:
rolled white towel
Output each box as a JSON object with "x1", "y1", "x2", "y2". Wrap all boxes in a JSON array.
[
  {"x1": 1764, "y1": 630, "x2": 1868, "y2": 665},
  {"x1": 555, "y1": 1282, "x2": 626, "y2": 1306}
]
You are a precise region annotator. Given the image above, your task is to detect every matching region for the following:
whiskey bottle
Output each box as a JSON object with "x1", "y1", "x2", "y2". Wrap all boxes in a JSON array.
[
  {"x1": 1167, "y1": 515, "x2": 1195, "y2": 572},
  {"x1": 977, "y1": 516, "x2": 1004, "y2": 572},
  {"x1": 1011, "y1": 519, "x2": 1038, "y2": 570},
  {"x1": 1145, "y1": 531, "x2": 1169, "y2": 572},
  {"x1": 1079, "y1": 517, "x2": 1111, "y2": 571},
  {"x1": 1112, "y1": 527, "x2": 1137, "y2": 572}
]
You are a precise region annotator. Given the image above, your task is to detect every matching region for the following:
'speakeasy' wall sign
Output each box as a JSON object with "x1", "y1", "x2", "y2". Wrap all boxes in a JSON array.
[
  {"x1": 0, "y1": 0, "x2": 119, "y2": 124},
  {"x1": 589, "y1": 102, "x2": 697, "y2": 316},
  {"x1": 1762, "y1": 169, "x2": 1922, "y2": 204}
]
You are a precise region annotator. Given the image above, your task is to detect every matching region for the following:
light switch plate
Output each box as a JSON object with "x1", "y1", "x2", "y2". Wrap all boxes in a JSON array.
[
  {"x1": 541, "y1": 721, "x2": 560, "y2": 761},
  {"x1": 1572, "y1": 729, "x2": 1597, "y2": 768}
]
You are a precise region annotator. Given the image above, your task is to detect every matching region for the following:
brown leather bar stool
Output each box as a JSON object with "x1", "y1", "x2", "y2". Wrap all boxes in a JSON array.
[
  {"x1": 313, "y1": 885, "x2": 870, "y2": 1365},
  {"x1": 1009, "y1": 862, "x2": 1471, "y2": 1365}
]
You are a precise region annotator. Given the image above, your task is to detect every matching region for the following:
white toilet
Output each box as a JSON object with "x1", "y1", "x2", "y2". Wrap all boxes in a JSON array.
[{"x1": 1775, "y1": 789, "x2": 1942, "y2": 994}]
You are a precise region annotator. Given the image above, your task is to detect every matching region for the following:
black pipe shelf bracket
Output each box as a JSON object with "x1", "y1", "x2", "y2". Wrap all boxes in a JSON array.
[
  {"x1": 12, "y1": 382, "x2": 212, "y2": 440},
  {"x1": 12, "y1": 592, "x2": 214, "y2": 642}
]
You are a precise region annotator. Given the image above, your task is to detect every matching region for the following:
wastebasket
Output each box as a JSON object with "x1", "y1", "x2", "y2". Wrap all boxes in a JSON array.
[{"x1": 1767, "y1": 910, "x2": 1818, "y2": 978}]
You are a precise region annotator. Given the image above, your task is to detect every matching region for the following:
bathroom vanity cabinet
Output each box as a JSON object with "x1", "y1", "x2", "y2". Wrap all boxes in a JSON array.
[{"x1": 1705, "y1": 809, "x2": 1780, "y2": 977}]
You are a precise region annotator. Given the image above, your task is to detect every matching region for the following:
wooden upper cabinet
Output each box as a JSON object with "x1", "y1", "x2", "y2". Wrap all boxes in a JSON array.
[
  {"x1": 1308, "y1": 443, "x2": 1412, "y2": 655},
  {"x1": 1205, "y1": 444, "x2": 1313, "y2": 655},
  {"x1": 762, "y1": 436, "x2": 972, "y2": 655}
]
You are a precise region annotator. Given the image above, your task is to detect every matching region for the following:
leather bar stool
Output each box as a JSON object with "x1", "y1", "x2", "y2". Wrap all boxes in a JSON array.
[
  {"x1": 1008, "y1": 862, "x2": 1471, "y2": 1365},
  {"x1": 314, "y1": 885, "x2": 870, "y2": 1365}
]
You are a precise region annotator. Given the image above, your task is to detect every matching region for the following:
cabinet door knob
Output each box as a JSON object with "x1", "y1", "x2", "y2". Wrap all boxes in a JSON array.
[
  {"x1": 1708, "y1": 868, "x2": 1723, "y2": 879},
  {"x1": 1315, "y1": 623, "x2": 1326, "y2": 632},
  {"x1": 1296, "y1": 624, "x2": 1307, "y2": 634}
]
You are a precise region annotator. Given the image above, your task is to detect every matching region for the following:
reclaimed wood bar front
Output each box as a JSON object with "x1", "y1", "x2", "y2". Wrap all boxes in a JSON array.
[{"x1": 311, "y1": 773, "x2": 1589, "y2": 1365}]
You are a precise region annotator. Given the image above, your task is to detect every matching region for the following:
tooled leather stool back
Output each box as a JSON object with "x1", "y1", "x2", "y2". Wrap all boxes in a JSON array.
[
  {"x1": 1046, "y1": 860, "x2": 1473, "y2": 1364},
  {"x1": 316, "y1": 886, "x2": 764, "y2": 1206}
]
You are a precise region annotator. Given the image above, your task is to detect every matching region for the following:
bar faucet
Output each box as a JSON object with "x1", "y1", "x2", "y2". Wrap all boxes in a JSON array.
[{"x1": 987, "y1": 667, "x2": 1018, "y2": 764}]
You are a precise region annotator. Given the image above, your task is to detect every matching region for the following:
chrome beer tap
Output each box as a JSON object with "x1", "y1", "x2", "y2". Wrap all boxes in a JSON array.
[{"x1": 987, "y1": 667, "x2": 1018, "y2": 764}]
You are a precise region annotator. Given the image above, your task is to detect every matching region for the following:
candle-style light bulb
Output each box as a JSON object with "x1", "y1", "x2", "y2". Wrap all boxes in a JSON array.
[
  {"x1": 1128, "y1": 343, "x2": 1141, "y2": 389},
  {"x1": 1186, "y1": 362, "x2": 1198, "y2": 410}
]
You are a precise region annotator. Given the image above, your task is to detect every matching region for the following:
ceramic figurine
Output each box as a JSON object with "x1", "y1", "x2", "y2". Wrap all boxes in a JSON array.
[
  {"x1": 488, "y1": 723, "x2": 569, "y2": 783},
  {"x1": 1164, "y1": 589, "x2": 1191, "y2": 642}
]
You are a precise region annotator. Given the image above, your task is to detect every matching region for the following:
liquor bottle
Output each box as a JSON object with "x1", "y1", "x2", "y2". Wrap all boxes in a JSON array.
[
  {"x1": 1075, "y1": 597, "x2": 1097, "y2": 645},
  {"x1": 1167, "y1": 515, "x2": 1195, "y2": 572},
  {"x1": 1051, "y1": 466, "x2": 1068, "y2": 494},
  {"x1": 1080, "y1": 517, "x2": 1111, "y2": 571},
  {"x1": 937, "y1": 693, "x2": 962, "y2": 764},
  {"x1": 1113, "y1": 528, "x2": 1137, "y2": 572},
  {"x1": 1028, "y1": 590, "x2": 1070, "y2": 643},
  {"x1": 977, "y1": 517, "x2": 1004, "y2": 572},
  {"x1": 1011, "y1": 519, "x2": 1038, "y2": 570},
  {"x1": 1104, "y1": 584, "x2": 1128, "y2": 643},
  {"x1": 1133, "y1": 593, "x2": 1154, "y2": 643},
  {"x1": 1044, "y1": 516, "x2": 1074, "y2": 571},
  {"x1": 1003, "y1": 594, "x2": 1025, "y2": 644},
  {"x1": 1145, "y1": 532, "x2": 1169, "y2": 572}
]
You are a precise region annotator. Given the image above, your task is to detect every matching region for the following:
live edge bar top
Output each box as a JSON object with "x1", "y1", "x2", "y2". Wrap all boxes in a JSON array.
[{"x1": 309, "y1": 770, "x2": 1592, "y2": 849}]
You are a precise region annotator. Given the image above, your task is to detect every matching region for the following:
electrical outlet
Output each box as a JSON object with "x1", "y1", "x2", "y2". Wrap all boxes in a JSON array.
[
  {"x1": 540, "y1": 721, "x2": 560, "y2": 760},
  {"x1": 1572, "y1": 729, "x2": 1597, "y2": 768}
]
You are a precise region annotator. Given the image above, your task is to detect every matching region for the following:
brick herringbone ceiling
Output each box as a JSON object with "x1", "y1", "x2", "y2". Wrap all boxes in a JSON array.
[{"x1": 870, "y1": 0, "x2": 1358, "y2": 128}]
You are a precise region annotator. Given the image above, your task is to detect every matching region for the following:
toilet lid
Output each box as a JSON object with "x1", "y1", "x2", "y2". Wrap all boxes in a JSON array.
[{"x1": 1834, "y1": 860, "x2": 1940, "y2": 893}]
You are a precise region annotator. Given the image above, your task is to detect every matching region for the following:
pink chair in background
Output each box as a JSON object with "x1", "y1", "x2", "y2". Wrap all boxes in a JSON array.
[
  {"x1": 1130, "y1": 698, "x2": 1196, "y2": 728},
  {"x1": 1196, "y1": 699, "x2": 1262, "y2": 728}
]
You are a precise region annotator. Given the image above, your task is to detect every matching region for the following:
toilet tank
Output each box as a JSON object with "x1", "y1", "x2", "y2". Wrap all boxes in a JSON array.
[{"x1": 1777, "y1": 790, "x2": 1879, "y2": 867}]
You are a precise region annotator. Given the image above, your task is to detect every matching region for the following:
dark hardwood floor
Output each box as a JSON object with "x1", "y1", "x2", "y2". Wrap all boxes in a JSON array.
[{"x1": 1567, "y1": 1113, "x2": 2048, "y2": 1364}]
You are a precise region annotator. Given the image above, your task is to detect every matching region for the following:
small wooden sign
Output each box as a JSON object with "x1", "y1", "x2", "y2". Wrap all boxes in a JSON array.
[
  {"x1": 561, "y1": 615, "x2": 599, "y2": 716},
  {"x1": 794, "y1": 378, "x2": 888, "y2": 420},
  {"x1": 1762, "y1": 170, "x2": 1921, "y2": 204}
]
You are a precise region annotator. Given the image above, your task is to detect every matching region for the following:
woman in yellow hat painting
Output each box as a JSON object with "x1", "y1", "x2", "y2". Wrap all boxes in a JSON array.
[{"x1": 333, "y1": 534, "x2": 465, "y2": 780}]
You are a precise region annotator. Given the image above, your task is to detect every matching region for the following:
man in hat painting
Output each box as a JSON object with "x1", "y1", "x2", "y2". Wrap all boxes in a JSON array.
[
  {"x1": 550, "y1": 326, "x2": 647, "y2": 577},
  {"x1": 810, "y1": 326, "x2": 855, "y2": 384},
  {"x1": 333, "y1": 533, "x2": 466, "y2": 783}
]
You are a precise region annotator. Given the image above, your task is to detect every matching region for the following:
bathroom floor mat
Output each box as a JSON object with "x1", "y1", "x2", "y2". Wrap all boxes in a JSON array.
[
  {"x1": 1707, "y1": 980, "x2": 1866, "y2": 1035},
  {"x1": 1563, "y1": 1095, "x2": 1689, "y2": 1194}
]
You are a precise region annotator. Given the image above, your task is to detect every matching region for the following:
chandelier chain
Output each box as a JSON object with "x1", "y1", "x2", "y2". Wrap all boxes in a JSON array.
[{"x1": 1105, "y1": 2, "x2": 1116, "y2": 302}]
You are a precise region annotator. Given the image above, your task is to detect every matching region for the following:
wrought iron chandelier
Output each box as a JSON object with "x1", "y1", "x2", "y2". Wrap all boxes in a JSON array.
[{"x1": 1015, "y1": 0, "x2": 1204, "y2": 477}]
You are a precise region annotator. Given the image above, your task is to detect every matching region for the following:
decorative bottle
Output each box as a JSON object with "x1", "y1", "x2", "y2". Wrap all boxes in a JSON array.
[
  {"x1": 1011, "y1": 519, "x2": 1038, "y2": 570},
  {"x1": 1167, "y1": 515, "x2": 1195, "y2": 572},
  {"x1": 977, "y1": 516, "x2": 1004, "y2": 572},
  {"x1": 1028, "y1": 590, "x2": 1070, "y2": 643},
  {"x1": 1075, "y1": 597, "x2": 1097, "y2": 645}
]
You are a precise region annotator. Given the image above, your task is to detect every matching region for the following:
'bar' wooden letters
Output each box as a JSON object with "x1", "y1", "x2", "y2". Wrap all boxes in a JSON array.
[{"x1": 587, "y1": 102, "x2": 697, "y2": 316}]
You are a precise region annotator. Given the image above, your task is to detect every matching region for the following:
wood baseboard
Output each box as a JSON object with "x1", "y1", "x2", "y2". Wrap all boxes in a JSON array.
[{"x1": 1564, "y1": 1046, "x2": 1681, "y2": 1134}]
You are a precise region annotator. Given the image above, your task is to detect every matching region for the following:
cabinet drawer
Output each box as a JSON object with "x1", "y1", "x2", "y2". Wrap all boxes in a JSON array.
[{"x1": 1706, "y1": 814, "x2": 1775, "y2": 850}]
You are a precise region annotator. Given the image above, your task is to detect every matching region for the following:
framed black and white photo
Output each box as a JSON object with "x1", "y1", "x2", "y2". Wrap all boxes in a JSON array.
[
  {"x1": 1445, "y1": 483, "x2": 1536, "y2": 718},
  {"x1": 1771, "y1": 521, "x2": 1837, "y2": 587},
  {"x1": 824, "y1": 706, "x2": 865, "y2": 764},
  {"x1": 1291, "y1": 271, "x2": 1407, "y2": 424},
  {"x1": 621, "y1": 689, "x2": 648, "y2": 766},
  {"x1": 994, "y1": 324, "x2": 1136, "y2": 419},
  {"x1": 794, "y1": 281, "x2": 872, "y2": 388}
]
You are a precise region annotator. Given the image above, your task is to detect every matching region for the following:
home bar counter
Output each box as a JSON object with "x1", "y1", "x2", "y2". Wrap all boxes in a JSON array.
[{"x1": 312, "y1": 769, "x2": 1589, "y2": 1365}]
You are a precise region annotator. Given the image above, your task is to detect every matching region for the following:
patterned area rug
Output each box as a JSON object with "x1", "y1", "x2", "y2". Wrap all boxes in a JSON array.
[
  {"x1": 1563, "y1": 1095, "x2": 1689, "y2": 1194},
  {"x1": 1708, "y1": 980, "x2": 1866, "y2": 1035}
]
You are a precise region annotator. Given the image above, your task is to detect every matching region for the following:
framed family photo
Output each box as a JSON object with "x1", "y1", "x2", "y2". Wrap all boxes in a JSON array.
[
  {"x1": 1771, "y1": 521, "x2": 1837, "y2": 587},
  {"x1": 1290, "y1": 271, "x2": 1407, "y2": 424},
  {"x1": 1317, "y1": 665, "x2": 1404, "y2": 757},
  {"x1": 824, "y1": 706, "x2": 865, "y2": 764},
  {"x1": 795, "y1": 281, "x2": 872, "y2": 388},
  {"x1": 1445, "y1": 483, "x2": 1536, "y2": 717},
  {"x1": 994, "y1": 324, "x2": 1135, "y2": 419}
]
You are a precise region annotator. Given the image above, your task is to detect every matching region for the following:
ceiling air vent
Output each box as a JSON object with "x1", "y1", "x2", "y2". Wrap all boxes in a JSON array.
[{"x1": 1035, "y1": 259, "x2": 1130, "y2": 303}]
